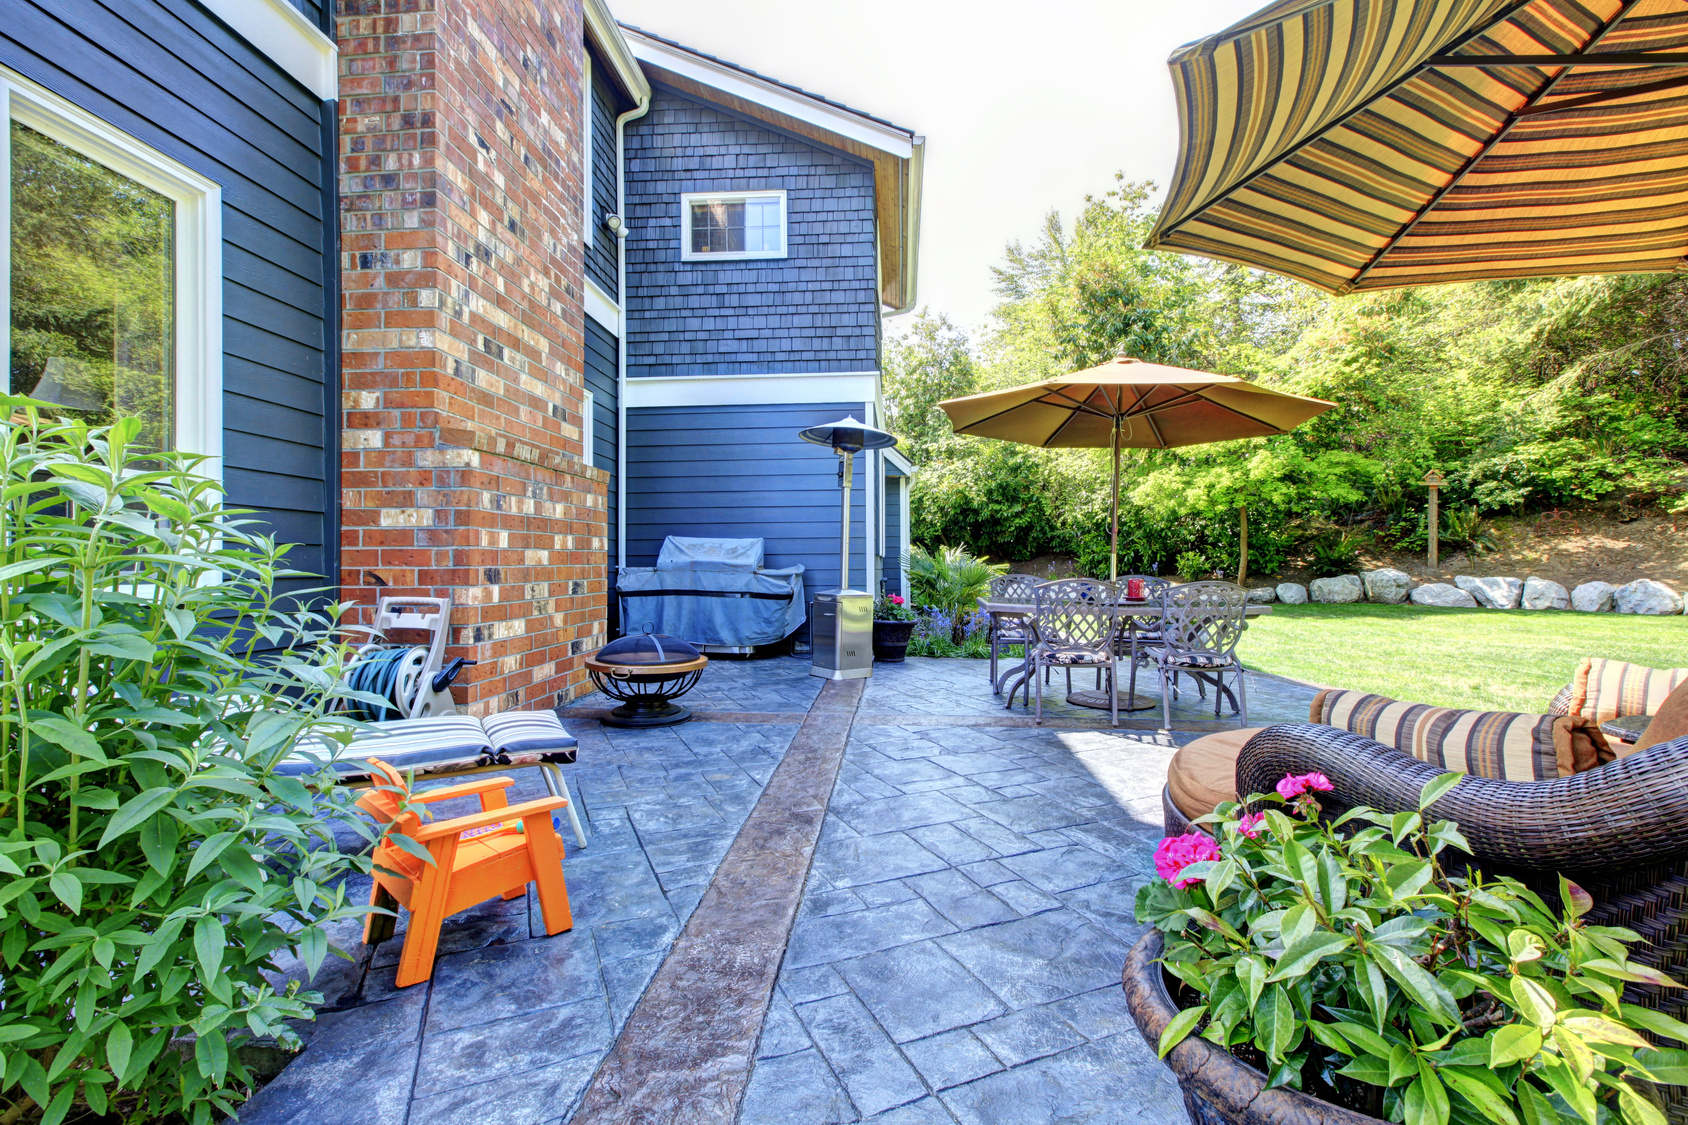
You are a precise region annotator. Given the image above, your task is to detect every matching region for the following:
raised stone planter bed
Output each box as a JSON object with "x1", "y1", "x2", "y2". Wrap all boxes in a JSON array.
[
  {"x1": 1573, "y1": 581, "x2": 1617, "y2": 612},
  {"x1": 1309, "y1": 574, "x2": 1362, "y2": 604},
  {"x1": 1454, "y1": 574, "x2": 1522, "y2": 609},
  {"x1": 1521, "y1": 576, "x2": 1569, "y2": 610},
  {"x1": 1614, "y1": 578, "x2": 1684, "y2": 615},
  {"x1": 1124, "y1": 931, "x2": 1381, "y2": 1125},
  {"x1": 1408, "y1": 582, "x2": 1477, "y2": 608},
  {"x1": 1360, "y1": 567, "x2": 1410, "y2": 604}
]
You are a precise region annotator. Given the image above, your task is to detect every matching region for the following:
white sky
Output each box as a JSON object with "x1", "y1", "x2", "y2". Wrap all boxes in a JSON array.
[{"x1": 609, "y1": 0, "x2": 1266, "y2": 335}]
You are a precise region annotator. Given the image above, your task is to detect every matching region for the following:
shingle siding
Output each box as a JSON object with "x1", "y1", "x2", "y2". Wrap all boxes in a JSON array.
[
  {"x1": 584, "y1": 57, "x2": 619, "y2": 298},
  {"x1": 623, "y1": 87, "x2": 881, "y2": 378}
]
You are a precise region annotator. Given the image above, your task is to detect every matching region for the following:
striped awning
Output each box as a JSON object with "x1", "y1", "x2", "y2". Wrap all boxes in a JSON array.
[{"x1": 1146, "y1": 0, "x2": 1688, "y2": 293}]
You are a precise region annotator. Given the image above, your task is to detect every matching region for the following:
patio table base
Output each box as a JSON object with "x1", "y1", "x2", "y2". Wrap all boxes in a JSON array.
[{"x1": 1067, "y1": 689, "x2": 1158, "y2": 712}]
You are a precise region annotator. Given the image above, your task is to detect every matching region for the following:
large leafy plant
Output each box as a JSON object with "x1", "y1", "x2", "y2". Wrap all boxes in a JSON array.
[
  {"x1": 0, "y1": 403, "x2": 373, "y2": 1125},
  {"x1": 908, "y1": 545, "x2": 1006, "y2": 643},
  {"x1": 1138, "y1": 772, "x2": 1688, "y2": 1125}
]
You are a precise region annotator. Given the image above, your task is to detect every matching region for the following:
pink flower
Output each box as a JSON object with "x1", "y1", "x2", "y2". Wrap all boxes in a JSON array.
[
  {"x1": 889, "y1": 595, "x2": 905, "y2": 605},
  {"x1": 1236, "y1": 812, "x2": 1265, "y2": 839},
  {"x1": 1275, "y1": 772, "x2": 1335, "y2": 800},
  {"x1": 1154, "y1": 833, "x2": 1222, "y2": 889}
]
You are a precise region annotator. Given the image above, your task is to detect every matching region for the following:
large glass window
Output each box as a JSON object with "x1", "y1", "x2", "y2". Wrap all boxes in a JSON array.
[
  {"x1": 9, "y1": 121, "x2": 176, "y2": 451},
  {"x1": 1, "y1": 66, "x2": 221, "y2": 471},
  {"x1": 680, "y1": 190, "x2": 786, "y2": 260}
]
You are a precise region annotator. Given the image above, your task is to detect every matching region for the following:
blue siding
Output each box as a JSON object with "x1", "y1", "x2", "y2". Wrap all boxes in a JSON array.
[
  {"x1": 3, "y1": 0, "x2": 334, "y2": 601},
  {"x1": 625, "y1": 403, "x2": 872, "y2": 615},
  {"x1": 584, "y1": 56, "x2": 619, "y2": 298},
  {"x1": 883, "y1": 473, "x2": 903, "y2": 596},
  {"x1": 584, "y1": 318, "x2": 619, "y2": 634},
  {"x1": 623, "y1": 87, "x2": 881, "y2": 378}
]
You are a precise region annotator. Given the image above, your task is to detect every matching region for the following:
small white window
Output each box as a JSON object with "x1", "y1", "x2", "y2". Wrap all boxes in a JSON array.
[
  {"x1": 679, "y1": 190, "x2": 787, "y2": 261},
  {"x1": 582, "y1": 388, "x2": 595, "y2": 466},
  {"x1": 1, "y1": 66, "x2": 222, "y2": 475}
]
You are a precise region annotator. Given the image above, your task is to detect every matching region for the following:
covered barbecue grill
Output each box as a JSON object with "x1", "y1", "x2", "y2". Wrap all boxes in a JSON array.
[{"x1": 614, "y1": 536, "x2": 805, "y2": 653}]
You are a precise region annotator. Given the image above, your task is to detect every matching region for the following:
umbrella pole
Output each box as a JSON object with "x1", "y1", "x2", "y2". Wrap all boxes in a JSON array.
[{"x1": 1109, "y1": 417, "x2": 1120, "y2": 582}]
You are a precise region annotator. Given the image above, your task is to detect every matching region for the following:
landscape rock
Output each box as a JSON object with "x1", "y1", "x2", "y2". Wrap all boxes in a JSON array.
[
  {"x1": 1361, "y1": 568, "x2": 1412, "y2": 605},
  {"x1": 1520, "y1": 577, "x2": 1570, "y2": 611},
  {"x1": 1410, "y1": 583, "x2": 1479, "y2": 608},
  {"x1": 1246, "y1": 586, "x2": 1277, "y2": 604},
  {"x1": 1454, "y1": 575, "x2": 1523, "y2": 610},
  {"x1": 1571, "y1": 581, "x2": 1617, "y2": 613},
  {"x1": 1275, "y1": 582, "x2": 1308, "y2": 605},
  {"x1": 1310, "y1": 575, "x2": 1364, "y2": 604},
  {"x1": 1613, "y1": 578, "x2": 1684, "y2": 616}
]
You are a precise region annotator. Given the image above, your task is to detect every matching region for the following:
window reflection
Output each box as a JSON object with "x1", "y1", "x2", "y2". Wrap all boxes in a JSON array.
[{"x1": 8, "y1": 120, "x2": 174, "y2": 451}]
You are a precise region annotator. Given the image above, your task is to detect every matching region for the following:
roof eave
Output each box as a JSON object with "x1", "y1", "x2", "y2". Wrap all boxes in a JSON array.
[{"x1": 584, "y1": 0, "x2": 651, "y2": 106}]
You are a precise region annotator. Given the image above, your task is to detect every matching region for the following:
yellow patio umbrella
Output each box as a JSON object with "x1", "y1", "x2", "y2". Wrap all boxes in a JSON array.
[
  {"x1": 1147, "y1": 0, "x2": 1688, "y2": 294},
  {"x1": 937, "y1": 355, "x2": 1335, "y2": 580}
]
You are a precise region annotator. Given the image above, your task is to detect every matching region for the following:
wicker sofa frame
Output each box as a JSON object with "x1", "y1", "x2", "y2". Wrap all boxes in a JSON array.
[{"x1": 1161, "y1": 723, "x2": 1688, "y2": 1123}]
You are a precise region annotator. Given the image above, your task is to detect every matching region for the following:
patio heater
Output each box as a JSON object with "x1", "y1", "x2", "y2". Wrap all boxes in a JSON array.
[{"x1": 798, "y1": 416, "x2": 898, "y2": 681}]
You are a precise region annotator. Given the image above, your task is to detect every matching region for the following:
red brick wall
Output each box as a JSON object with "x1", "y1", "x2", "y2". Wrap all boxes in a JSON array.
[{"x1": 335, "y1": 0, "x2": 608, "y2": 714}]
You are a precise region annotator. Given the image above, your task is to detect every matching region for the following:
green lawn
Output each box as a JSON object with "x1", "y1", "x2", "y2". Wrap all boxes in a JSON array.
[{"x1": 1241, "y1": 603, "x2": 1687, "y2": 713}]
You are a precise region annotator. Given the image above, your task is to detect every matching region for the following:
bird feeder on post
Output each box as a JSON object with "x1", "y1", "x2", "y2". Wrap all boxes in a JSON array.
[{"x1": 1423, "y1": 470, "x2": 1445, "y2": 570}]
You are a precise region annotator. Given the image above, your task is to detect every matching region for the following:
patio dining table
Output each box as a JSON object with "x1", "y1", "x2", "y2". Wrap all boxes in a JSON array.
[{"x1": 977, "y1": 596, "x2": 1272, "y2": 712}]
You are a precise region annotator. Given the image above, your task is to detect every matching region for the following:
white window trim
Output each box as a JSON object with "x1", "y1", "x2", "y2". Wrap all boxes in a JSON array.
[
  {"x1": 582, "y1": 388, "x2": 596, "y2": 467},
  {"x1": 0, "y1": 66, "x2": 224, "y2": 480},
  {"x1": 625, "y1": 371, "x2": 877, "y2": 409},
  {"x1": 679, "y1": 189, "x2": 788, "y2": 262}
]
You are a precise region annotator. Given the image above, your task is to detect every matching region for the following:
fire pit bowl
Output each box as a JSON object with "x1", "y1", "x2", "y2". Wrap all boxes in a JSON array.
[{"x1": 584, "y1": 631, "x2": 709, "y2": 728}]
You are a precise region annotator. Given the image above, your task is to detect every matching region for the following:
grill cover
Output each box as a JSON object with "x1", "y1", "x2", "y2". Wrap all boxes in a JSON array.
[
  {"x1": 594, "y1": 631, "x2": 701, "y2": 667},
  {"x1": 617, "y1": 536, "x2": 805, "y2": 647}
]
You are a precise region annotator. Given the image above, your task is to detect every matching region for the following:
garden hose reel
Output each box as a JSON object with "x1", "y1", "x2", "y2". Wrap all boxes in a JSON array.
[{"x1": 342, "y1": 596, "x2": 475, "y2": 722}]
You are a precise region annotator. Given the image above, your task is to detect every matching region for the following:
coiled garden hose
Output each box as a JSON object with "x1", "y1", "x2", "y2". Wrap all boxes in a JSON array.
[{"x1": 343, "y1": 647, "x2": 415, "y2": 722}]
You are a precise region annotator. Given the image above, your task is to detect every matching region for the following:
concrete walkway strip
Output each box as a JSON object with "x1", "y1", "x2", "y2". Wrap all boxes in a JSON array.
[{"x1": 569, "y1": 678, "x2": 863, "y2": 1124}]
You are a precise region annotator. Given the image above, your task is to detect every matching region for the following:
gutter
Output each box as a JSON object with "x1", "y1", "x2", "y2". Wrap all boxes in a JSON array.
[
  {"x1": 887, "y1": 136, "x2": 926, "y2": 316},
  {"x1": 613, "y1": 93, "x2": 651, "y2": 631}
]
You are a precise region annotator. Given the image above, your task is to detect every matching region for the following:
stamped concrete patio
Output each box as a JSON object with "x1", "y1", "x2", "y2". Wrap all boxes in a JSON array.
[{"x1": 242, "y1": 655, "x2": 1318, "y2": 1125}]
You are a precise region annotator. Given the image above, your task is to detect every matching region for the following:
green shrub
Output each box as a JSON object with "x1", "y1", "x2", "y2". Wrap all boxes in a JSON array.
[
  {"x1": 1175, "y1": 551, "x2": 1210, "y2": 582},
  {"x1": 1441, "y1": 506, "x2": 1497, "y2": 557},
  {"x1": 1306, "y1": 531, "x2": 1365, "y2": 578},
  {"x1": 0, "y1": 404, "x2": 372, "y2": 1125},
  {"x1": 908, "y1": 545, "x2": 1006, "y2": 643},
  {"x1": 1141, "y1": 774, "x2": 1688, "y2": 1122}
]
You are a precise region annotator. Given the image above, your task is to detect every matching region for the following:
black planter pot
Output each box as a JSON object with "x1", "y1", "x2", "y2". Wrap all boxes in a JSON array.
[
  {"x1": 1123, "y1": 931, "x2": 1383, "y2": 1125},
  {"x1": 872, "y1": 619, "x2": 915, "y2": 662}
]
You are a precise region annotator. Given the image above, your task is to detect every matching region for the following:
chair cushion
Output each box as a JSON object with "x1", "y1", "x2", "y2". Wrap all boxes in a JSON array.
[
  {"x1": 1163, "y1": 652, "x2": 1237, "y2": 670},
  {"x1": 1570, "y1": 658, "x2": 1688, "y2": 722},
  {"x1": 1166, "y1": 728, "x2": 1266, "y2": 821},
  {"x1": 1311, "y1": 689, "x2": 1609, "y2": 780},
  {"x1": 1633, "y1": 680, "x2": 1688, "y2": 754},
  {"x1": 1042, "y1": 649, "x2": 1105, "y2": 665}
]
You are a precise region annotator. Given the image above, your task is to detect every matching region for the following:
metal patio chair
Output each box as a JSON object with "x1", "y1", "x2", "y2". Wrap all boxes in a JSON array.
[
  {"x1": 987, "y1": 573, "x2": 1042, "y2": 694},
  {"x1": 1013, "y1": 578, "x2": 1121, "y2": 727},
  {"x1": 1145, "y1": 581, "x2": 1249, "y2": 732}
]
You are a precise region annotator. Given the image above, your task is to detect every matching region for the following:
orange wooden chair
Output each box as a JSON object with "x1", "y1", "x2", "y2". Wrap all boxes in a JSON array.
[{"x1": 356, "y1": 759, "x2": 573, "y2": 987}]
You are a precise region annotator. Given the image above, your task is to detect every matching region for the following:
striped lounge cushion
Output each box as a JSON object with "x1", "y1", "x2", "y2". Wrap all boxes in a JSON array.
[
  {"x1": 1310, "y1": 689, "x2": 1608, "y2": 781},
  {"x1": 1571, "y1": 658, "x2": 1688, "y2": 723},
  {"x1": 278, "y1": 712, "x2": 576, "y2": 778}
]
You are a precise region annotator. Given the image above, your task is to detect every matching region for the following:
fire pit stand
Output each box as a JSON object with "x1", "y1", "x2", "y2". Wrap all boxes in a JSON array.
[{"x1": 584, "y1": 631, "x2": 709, "y2": 728}]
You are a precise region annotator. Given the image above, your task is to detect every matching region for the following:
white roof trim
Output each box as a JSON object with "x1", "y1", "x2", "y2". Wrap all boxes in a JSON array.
[
  {"x1": 622, "y1": 30, "x2": 914, "y2": 160},
  {"x1": 584, "y1": 278, "x2": 620, "y2": 335},
  {"x1": 884, "y1": 447, "x2": 916, "y2": 476},
  {"x1": 585, "y1": 0, "x2": 651, "y2": 104},
  {"x1": 626, "y1": 371, "x2": 879, "y2": 409},
  {"x1": 200, "y1": 0, "x2": 338, "y2": 101}
]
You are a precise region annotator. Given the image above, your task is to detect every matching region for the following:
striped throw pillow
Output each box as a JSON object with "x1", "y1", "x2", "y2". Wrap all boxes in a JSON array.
[
  {"x1": 1310, "y1": 689, "x2": 1604, "y2": 781},
  {"x1": 1571, "y1": 658, "x2": 1688, "y2": 723}
]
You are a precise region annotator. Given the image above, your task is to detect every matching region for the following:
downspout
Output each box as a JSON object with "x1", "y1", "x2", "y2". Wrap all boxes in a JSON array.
[{"x1": 612, "y1": 93, "x2": 650, "y2": 635}]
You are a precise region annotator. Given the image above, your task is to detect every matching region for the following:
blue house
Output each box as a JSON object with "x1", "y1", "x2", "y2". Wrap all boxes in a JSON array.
[
  {"x1": 1, "y1": 0, "x2": 921, "y2": 704},
  {"x1": 584, "y1": 25, "x2": 924, "y2": 638}
]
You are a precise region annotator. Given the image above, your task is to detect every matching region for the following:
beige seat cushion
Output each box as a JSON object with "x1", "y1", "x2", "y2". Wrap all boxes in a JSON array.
[
  {"x1": 1167, "y1": 728, "x2": 1266, "y2": 822},
  {"x1": 1634, "y1": 680, "x2": 1688, "y2": 755}
]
